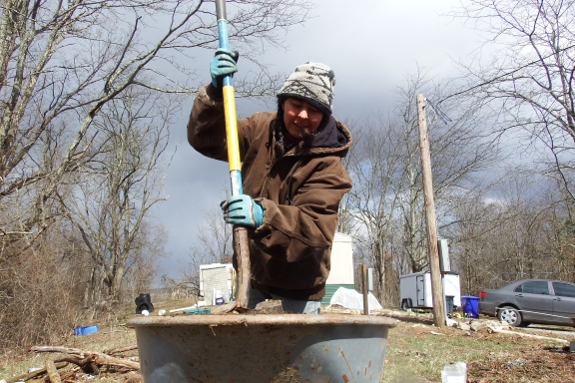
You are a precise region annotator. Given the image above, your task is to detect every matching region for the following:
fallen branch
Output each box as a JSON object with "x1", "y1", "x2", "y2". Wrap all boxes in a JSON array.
[
  {"x1": 45, "y1": 358, "x2": 62, "y2": 383},
  {"x1": 32, "y1": 346, "x2": 140, "y2": 371},
  {"x1": 92, "y1": 354, "x2": 140, "y2": 371},
  {"x1": 488, "y1": 327, "x2": 570, "y2": 344},
  {"x1": 5, "y1": 362, "x2": 68, "y2": 383},
  {"x1": 105, "y1": 345, "x2": 138, "y2": 355},
  {"x1": 56, "y1": 355, "x2": 99, "y2": 374},
  {"x1": 32, "y1": 346, "x2": 105, "y2": 358}
]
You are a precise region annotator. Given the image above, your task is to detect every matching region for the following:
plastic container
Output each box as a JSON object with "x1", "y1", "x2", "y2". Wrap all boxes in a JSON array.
[
  {"x1": 441, "y1": 362, "x2": 467, "y2": 382},
  {"x1": 183, "y1": 308, "x2": 211, "y2": 315},
  {"x1": 215, "y1": 290, "x2": 224, "y2": 305},
  {"x1": 73, "y1": 325, "x2": 99, "y2": 336},
  {"x1": 461, "y1": 296, "x2": 479, "y2": 318},
  {"x1": 135, "y1": 293, "x2": 154, "y2": 314}
]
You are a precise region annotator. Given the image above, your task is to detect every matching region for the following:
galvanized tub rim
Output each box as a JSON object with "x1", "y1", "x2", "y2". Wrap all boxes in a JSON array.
[{"x1": 127, "y1": 313, "x2": 398, "y2": 327}]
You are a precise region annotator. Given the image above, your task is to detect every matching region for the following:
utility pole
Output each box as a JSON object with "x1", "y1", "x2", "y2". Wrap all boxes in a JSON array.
[{"x1": 416, "y1": 94, "x2": 445, "y2": 327}]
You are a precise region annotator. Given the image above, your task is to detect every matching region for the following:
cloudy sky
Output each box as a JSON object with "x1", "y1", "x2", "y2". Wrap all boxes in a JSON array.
[{"x1": 152, "y1": 0, "x2": 486, "y2": 280}]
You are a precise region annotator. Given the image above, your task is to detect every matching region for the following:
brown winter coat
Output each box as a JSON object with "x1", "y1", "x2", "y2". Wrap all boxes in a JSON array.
[{"x1": 187, "y1": 85, "x2": 352, "y2": 300}]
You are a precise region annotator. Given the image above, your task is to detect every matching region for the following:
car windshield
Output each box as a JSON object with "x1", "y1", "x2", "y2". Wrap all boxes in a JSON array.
[{"x1": 513, "y1": 281, "x2": 549, "y2": 294}]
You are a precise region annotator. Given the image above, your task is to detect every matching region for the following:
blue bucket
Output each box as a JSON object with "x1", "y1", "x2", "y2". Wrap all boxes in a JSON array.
[
  {"x1": 73, "y1": 325, "x2": 99, "y2": 336},
  {"x1": 461, "y1": 296, "x2": 479, "y2": 318}
]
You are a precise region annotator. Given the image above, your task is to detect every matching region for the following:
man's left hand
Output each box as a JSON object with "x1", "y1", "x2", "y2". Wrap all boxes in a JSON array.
[{"x1": 220, "y1": 194, "x2": 263, "y2": 228}]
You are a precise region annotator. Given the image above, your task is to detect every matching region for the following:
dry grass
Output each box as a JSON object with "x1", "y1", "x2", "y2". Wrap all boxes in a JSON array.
[{"x1": 0, "y1": 298, "x2": 196, "y2": 382}]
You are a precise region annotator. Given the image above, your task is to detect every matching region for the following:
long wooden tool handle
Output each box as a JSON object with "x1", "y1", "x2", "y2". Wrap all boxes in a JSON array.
[{"x1": 215, "y1": 0, "x2": 251, "y2": 311}]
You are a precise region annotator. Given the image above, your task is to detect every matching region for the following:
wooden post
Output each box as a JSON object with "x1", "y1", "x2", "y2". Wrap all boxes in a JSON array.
[
  {"x1": 416, "y1": 94, "x2": 445, "y2": 327},
  {"x1": 362, "y1": 264, "x2": 369, "y2": 315}
]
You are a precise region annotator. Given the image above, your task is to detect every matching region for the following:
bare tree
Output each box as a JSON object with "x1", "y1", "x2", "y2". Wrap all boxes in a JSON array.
[
  {"x1": 57, "y1": 88, "x2": 174, "y2": 306},
  {"x1": 345, "y1": 69, "x2": 499, "y2": 305},
  {"x1": 119, "y1": 222, "x2": 167, "y2": 304},
  {"x1": 447, "y1": 167, "x2": 573, "y2": 295},
  {"x1": 454, "y1": 0, "x2": 575, "y2": 205},
  {"x1": 397, "y1": 71, "x2": 499, "y2": 273},
  {"x1": 180, "y1": 192, "x2": 234, "y2": 291},
  {"x1": 0, "y1": 0, "x2": 312, "y2": 260},
  {"x1": 344, "y1": 118, "x2": 406, "y2": 305}
]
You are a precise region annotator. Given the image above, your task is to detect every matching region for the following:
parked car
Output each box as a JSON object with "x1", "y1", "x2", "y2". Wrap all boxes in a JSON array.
[{"x1": 478, "y1": 279, "x2": 575, "y2": 327}]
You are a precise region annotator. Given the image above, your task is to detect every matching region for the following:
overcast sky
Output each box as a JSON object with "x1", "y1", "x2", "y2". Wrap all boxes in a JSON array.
[{"x1": 151, "y1": 0, "x2": 486, "y2": 280}]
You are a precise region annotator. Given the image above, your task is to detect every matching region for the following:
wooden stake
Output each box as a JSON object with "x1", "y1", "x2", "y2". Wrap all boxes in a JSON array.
[
  {"x1": 416, "y1": 94, "x2": 445, "y2": 327},
  {"x1": 362, "y1": 264, "x2": 369, "y2": 315}
]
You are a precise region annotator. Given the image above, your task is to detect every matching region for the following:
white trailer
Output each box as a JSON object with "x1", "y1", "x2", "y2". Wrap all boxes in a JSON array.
[
  {"x1": 399, "y1": 271, "x2": 461, "y2": 313},
  {"x1": 199, "y1": 263, "x2": 234, "y2": 305}
]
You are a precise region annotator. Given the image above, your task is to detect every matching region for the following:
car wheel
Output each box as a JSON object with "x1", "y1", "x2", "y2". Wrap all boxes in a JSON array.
[
  {"x1": 401, "y1": 299, "x2": 411, "y2": 311},
  {"x1": 498, "y1": 306, "x2": 522, "y2": 327}
]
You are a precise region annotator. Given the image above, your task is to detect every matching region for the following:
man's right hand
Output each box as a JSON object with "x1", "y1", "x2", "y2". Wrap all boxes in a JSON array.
[{"x1": 210, "y1": 48, "x2": 239, "y2": 88}]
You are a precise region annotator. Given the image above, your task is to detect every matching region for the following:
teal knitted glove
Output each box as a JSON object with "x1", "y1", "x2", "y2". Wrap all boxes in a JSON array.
[
  {"x1": 221, "y1": 194, "x2": 263, "y2": 228},
  {"x1": 210, "y1": 48, "x2": 239, "y2": 88}
]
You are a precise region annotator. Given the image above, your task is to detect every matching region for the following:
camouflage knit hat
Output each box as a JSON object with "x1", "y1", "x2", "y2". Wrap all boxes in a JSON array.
[{"x1": 277, "y1": 62, "x2": 336, "y2": 115}]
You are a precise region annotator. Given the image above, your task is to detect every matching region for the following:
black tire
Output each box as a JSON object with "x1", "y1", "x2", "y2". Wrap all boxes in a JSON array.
[
  {"x1": 401, "y1": 299, "x2": 412, "y2": 311},
  {"x1": 497, "y1": 306, "x2": 522, "y2": 327}
]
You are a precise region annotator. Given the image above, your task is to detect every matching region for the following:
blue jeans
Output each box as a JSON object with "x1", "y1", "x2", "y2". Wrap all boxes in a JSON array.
[{"x1": 248, "y1": 289, "x2": 321, "y2": 314}]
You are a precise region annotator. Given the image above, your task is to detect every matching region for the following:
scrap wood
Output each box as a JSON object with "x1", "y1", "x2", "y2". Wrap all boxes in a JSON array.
[
  {"x1": 91, "y1": 355, "x2": 140, "y2": 371},
  {"x1": 56, "y1": 355, "x2": 99, "y2": 374},
  {"x1": 104, "y1": 345, "x2": 138, "y2": 355},
  {"x1": 488, "y1": 326, "x2": 570, "y2": 344},
  {"x1": 32, "y1": 346, "x2": 140, "y2": 371},
  {"x1": 169, "y1": 305, "x2": 197, "y2": 313},
  {"x1": 124, "y1": 372, "x2": 143, "y2": 383},
  {"x1": 45, "y1": 358, "x2": 62, "y2": 383},
  {"x1": 5, "y1": 362, "x2": 68, "y2": 383},
  {"x1": 210, "y1": 302, "x2": 237, "y2": 315},
  {"x1": 32, "y1": 346, "x2": 104, "y2": 358}
]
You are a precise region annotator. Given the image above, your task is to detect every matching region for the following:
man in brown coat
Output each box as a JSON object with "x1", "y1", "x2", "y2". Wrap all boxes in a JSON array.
[{"x1": 187, "y1": 50, "x2": 352, "y2": 313}]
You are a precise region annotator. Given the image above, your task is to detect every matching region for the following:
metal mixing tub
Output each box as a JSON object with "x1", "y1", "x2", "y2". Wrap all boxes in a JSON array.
[{"x1": 127, "y1": 314, "x2": 396, "y2": 383}]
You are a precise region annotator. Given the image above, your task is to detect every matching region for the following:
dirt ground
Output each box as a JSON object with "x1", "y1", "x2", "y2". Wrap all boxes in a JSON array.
[
  {"x1": 1, "y1": 301, "x2": 574, "y2": 382},
  {"x1": 383, "y1": 317, "x2": 575, "y2": 382}
]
